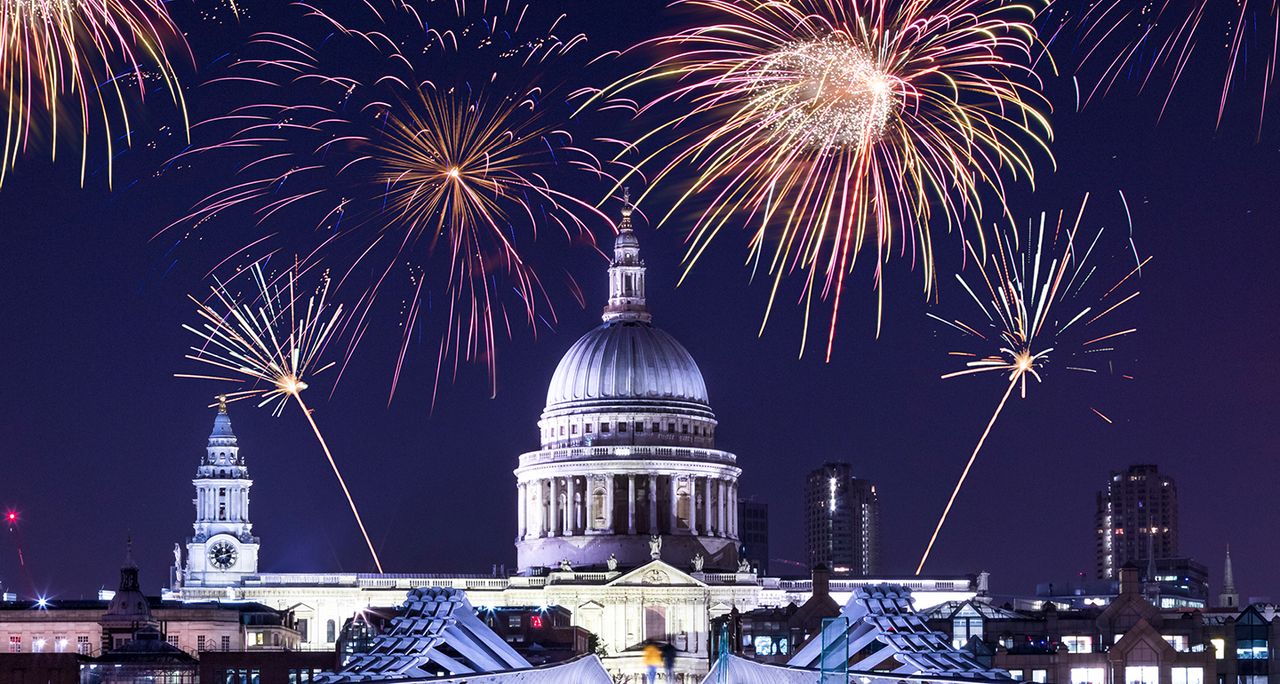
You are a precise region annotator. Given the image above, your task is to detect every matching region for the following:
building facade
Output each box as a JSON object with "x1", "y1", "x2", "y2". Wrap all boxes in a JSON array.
[
  {"x1": 166, "y1": 202, "x2": 977, "y2": 682},
  {"x1": 737, "y1": 499, "x2": 769, "y2": 576},
  {"x1": 926, "y1": 567, "x2": 1280, "y2": 684},
  {"x1": 804, "y1": 462, "x2": 879, "y2": 575},
  {"x1": 1097, "y1": 464, "x2": 1178, "y2": 580}
]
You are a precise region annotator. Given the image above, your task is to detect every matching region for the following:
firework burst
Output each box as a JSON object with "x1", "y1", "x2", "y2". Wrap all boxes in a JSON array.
[
  {"x1": 164, "y1": 0, "x2": 614, "y2": 404},
  {"x1": 587, "y1": 0, "x2": 1054, "y2": 357},
  {"x1": 179, "y1": 261, "x2": 384, "y2": 572},
  {"x1": 916, "y1": 192, "x2": 1148, "y2": 574},
  {"x1": 0, "y1": 0, "x2": 189, "y2": 187},
  {"x1": 1048, "y1": 0, "x2": 1280, "y2": 133}
]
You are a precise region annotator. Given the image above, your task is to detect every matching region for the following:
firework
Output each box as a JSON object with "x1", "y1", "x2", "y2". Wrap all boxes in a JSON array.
[
  {"x1": 587, "y1": 0, "x2": 1054, "y2": 357},
  {"x1": 915, "y1": 193, "x2": 1147, "y2": 574},
  {"x1": 164, "y1": 0, "x2": 613, "y2": 404},
  {"x1": 1050, "y1": 0, "x2": 1279, "y2": 133},
  {"x1": 0, "y1": 0, "x2": 189, "y2": 187},
  {"x1": 179, "y1": 261, "x2": 384, "y2": 572}
]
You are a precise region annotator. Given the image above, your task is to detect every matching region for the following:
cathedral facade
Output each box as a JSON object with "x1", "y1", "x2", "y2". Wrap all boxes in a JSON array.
[{"x1": 168, "y1": 203, "x2": 978, "y2": 681}]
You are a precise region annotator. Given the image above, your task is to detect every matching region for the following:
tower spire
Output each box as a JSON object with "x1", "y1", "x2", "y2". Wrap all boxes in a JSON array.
[
  {"x1": 1219, "y1": 544, "x2": 1239, "y2": 608},
  {"x1": 602, "y1": 188, "x2": 651, "y2": 323}
]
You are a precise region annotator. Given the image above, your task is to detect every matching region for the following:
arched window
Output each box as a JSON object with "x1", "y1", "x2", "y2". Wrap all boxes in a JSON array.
[{"x1": 326, "y1": 620, "x2": 336, "y2": 644}]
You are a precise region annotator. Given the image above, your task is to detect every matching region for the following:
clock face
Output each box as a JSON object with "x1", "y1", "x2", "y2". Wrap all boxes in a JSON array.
[{"x1": 208, "y1": 540, "x2": 238, "y2": 570}]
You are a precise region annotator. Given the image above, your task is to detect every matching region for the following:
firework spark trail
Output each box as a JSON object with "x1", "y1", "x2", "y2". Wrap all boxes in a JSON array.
[
  {"x1": 1051, "y1": 0, "x2": 1280, "y2": 134},
  {"x1": 915, "y1": 194, "x2": 1148, "y2": 574},
  {"x1": 163, "y1": 0, "x2": 614, "y2": 405},
  {"x1": 584, "y1": 0, "x2": 1054, "y2": 356},
  {"x1": 0, "y1": 0, "x2": 190, "y2": 187},
  {"x1": 179, "y1": 261, "x2": 384, "y2": 573}
]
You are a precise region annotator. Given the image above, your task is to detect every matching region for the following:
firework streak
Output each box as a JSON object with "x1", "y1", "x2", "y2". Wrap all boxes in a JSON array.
[
  {"x1": 179, "y1": 261, "x2": 385, "y2": 573},
  {"x1": 165, "y1": 0, "x2": 616, "y2": 404},
  {"x1": 586, "y1": 0, "x2": 1054, "y2": 356},
  {"x1": 0, "y1": 0, "x2": 189, "y2": 186},
  {"x1": 916, "y1": 193, "x2": 1147, "y2": 574},
  {"x1": 1047, "y1": 0, "x2": 1280, "y2": 134}
]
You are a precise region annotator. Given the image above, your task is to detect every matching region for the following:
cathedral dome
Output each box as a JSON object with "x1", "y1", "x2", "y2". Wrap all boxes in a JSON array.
[{"x1": 545, "y1": 320, "x2": 709, "y2": 411}]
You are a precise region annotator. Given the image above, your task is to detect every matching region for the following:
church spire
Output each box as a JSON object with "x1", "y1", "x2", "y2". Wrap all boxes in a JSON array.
[
  {"x1": 1219, "y1": 544, "x2": 1239, "y2": 608},
  {"x1": 602, "y1": 188, "x2": 651, "y2": 324}
]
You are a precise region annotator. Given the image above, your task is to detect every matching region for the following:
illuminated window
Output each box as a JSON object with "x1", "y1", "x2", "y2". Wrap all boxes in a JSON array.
[
  {"x1": 9, "y1": 635, "x2": 20, "y2": 653},
  {"x1": 77, "y1": 635, "x2": 91, "y2": 655},
  {"x1": 1211, "y1": 638, "x2": 1225, "y2": 659},
  {"x1": 753, "y1": 636, "x2": 779, "y2": 656},
  {"x1": 1237, "y1": 609, "x2": 1271, "y2": 660},
  {"x1": 507, "y1": 615, "x2": 521, "y2": 628},
  {"x1": 530, "y1": 615, "x2": 544, "y2": 629},
  {"x1": 1172, "y1": 668, "x2": 1204, "y2": 684},
  {"x1": 32, "y1": 636, "x2": 44, "y2": 652},
  {"x1": 1032, "y1": 670, "x2": 1048, "y2": 683},
  {"x1": 1072, "y1": 667, "x2": 1106, "y2": 684},
  {"x1": 1063, "y1": 635, "x2": 1093, "y2": 653},
  {"x1": 1163, "y1": 635, "x2": 1188, "y2": 652},
  {"x1": 1126, "y1": 666, "x2": 1159, "y2": 684}
]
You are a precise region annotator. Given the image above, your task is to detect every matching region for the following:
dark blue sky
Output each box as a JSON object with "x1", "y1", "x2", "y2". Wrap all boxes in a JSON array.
[{"x1": 0, "y1": 0, "x2": 1277, "y2": 602}]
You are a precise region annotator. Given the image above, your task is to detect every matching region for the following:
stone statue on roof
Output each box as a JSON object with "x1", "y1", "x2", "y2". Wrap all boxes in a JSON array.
[{"x1": 649, "y1": 535, "x2": 662, "y2": 560}]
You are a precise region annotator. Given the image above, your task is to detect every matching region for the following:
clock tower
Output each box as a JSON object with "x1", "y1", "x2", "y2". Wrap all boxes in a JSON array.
[{"x1": 183, "y1": 398, "x2": 260, "y2": 586}]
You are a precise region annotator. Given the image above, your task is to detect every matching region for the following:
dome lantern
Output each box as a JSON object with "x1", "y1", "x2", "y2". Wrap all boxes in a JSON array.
[{"x1": 602, "y1": 188, "x2": 651, "y2": 324}]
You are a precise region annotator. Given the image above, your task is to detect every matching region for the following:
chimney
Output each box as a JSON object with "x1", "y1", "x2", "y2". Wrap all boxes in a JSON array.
[{"x1": 812, "y1": 564, "x2": 830, "y2": 600}]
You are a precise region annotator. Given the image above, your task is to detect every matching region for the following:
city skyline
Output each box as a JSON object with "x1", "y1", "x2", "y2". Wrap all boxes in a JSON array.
[{"x1": 0, "y1": 0, "x2": 1275, "y2": 611}]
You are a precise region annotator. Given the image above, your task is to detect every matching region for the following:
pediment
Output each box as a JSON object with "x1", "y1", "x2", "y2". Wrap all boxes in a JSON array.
[
  {"x1": 1111, "y1": 619, "x2": 1176, "y2": 658},
  {"x1": 609, "y1": 560, "x2": 706, "y2": 587}
]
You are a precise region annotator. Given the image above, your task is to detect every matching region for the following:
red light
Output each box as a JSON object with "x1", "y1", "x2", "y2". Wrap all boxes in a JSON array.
[
  {"x1": 530, "y1": 615, "x2": 543, "y2": 629},
  {"x1": 5, "y1": 513, "x2": 13, "y2": 522}
]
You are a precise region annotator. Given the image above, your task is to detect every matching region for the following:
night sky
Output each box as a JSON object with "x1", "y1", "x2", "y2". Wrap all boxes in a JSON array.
[{"x1": 0, "y1": 0, "x2": 1277, "y2": 603}]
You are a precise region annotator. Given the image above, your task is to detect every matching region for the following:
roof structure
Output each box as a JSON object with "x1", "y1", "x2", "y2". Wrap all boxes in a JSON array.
[
  {"x1": 418, "y1": 655, "x2": 612, "y2": 683},
  {"x1": 316, "y1": 587, "x2": 612, "y2": 683},
  {"x1": 922, "y1": 600, "x2": 1023, "y2": 621},
  {"x1": 786, "y1": 584, "x2": 1012, "y2": 679}
]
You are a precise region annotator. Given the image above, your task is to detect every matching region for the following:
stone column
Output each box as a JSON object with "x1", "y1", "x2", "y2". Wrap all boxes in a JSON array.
[
  {"x1": 550, "y1": 477, "x2": 560, "y2": 537},
  {"x1": 706, "y1": 476, "x2": 716, "y2": 535},
  {"x1": 576, "y1": 479, "x2": 586, "y2": 532},
  {"x1": 648, "y1": 474, "x2": 658, "y2": 534},
  {"x1": 730, "y1": 483, "x2": 738, "y2": 537},
  {"x1": 718, "y1": 480, "x2": 727, "y2": 538},
  {"x1": 627, "y1": 475, "x2": 637, "y2": 535},
  {"x1": 605, "y1": 475, "x2": 615, "y2": 533},
  {"x1": 517, "y1": 482, "x2": 527, "y2": 540},
  {"x1": 669, "y1": 475, "x2": 679, "y2": 533}
]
